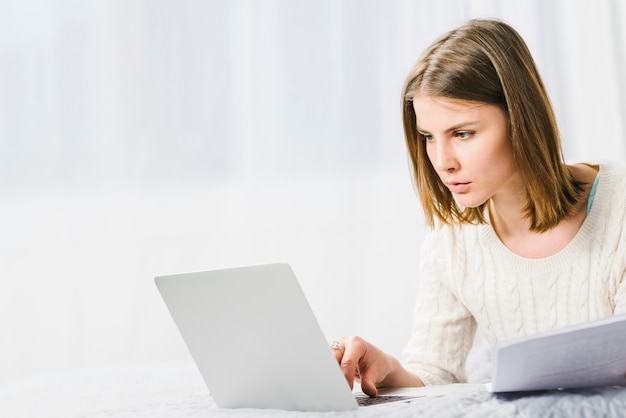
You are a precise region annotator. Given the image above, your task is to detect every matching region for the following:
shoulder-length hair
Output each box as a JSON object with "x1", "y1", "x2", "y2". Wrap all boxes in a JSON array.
[{"x1": 402, "y1": 19, "x2": 583, "y2": 232}]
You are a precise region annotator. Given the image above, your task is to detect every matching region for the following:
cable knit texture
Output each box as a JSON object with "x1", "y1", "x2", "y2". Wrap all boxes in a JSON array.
[{"x1": 402, "y1": 161, "x2": 626, "y2": 386}]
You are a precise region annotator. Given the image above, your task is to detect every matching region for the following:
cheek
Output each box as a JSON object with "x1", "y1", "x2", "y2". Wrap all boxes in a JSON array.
[
  {"x1": 486, "y1": 143, "x2": 517, "y2": 182},
  {"x1": 485, "y1": 134, "x2": 515, "y2": 167},
  {"x1": 497, "y1": 140, "x2": 516, "y2": 170}
]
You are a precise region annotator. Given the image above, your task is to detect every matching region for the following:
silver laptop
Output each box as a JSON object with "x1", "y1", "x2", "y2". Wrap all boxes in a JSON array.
[{"x1": 155, "y1": 262, "x2": 416, "y2": 411}]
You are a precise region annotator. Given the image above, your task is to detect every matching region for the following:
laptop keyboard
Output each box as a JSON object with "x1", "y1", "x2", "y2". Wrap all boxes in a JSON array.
[{"x1": 355, "y1": 395, "x2": 417, "y2": 407}]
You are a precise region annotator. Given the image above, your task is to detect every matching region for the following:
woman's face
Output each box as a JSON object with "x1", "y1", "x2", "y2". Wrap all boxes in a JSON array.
[{"x1": 413, "y1": 95, "x2": 520, "y2": 208}]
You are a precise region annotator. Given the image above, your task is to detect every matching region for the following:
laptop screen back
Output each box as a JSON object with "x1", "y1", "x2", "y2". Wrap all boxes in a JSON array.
[{"x1": 155, "y1": 262, "x2": 357, "y2": 411}]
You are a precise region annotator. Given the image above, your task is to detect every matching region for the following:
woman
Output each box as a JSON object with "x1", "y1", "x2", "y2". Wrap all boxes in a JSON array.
[{"x1": 332, "y1": 18, "x2": 626, "y2": 397}]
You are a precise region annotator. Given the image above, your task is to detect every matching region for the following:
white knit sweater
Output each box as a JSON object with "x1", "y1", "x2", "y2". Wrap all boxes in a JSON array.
[{"x1": 402, "y1": 161, "x2": 626, "y2": 385}]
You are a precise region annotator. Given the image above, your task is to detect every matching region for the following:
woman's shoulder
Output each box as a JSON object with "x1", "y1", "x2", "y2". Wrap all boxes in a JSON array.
[
  {"x1": 598, "y1": 160, "x2": 626, "y2": 175},
  {"x1": 591, "y1": 161, "x2": 626, "y2": 228},
  {"x1": 576, "y1": 160, "x2": 626, "y2": 196},
  {"x1": 597, "y1": 160, "x2": 626, "y2": 195}
]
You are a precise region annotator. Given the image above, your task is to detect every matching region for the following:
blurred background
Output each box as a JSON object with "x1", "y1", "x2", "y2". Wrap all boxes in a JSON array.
[{"x1": 1, "y1": 0, "x2": 625, "y2": 386}]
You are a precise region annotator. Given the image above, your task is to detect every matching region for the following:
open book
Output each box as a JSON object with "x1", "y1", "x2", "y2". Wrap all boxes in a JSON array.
[{"x1": 489, "y1": 313, "x2": 626, "y2": 392}]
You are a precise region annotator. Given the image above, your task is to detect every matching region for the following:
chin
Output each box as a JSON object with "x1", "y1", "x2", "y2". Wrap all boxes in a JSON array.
[{"x1": 454, "y1": 195, "x2": 488, "y2": 209}]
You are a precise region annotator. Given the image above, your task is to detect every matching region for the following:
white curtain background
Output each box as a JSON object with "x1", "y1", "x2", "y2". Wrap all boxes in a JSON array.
[{"x1": 1, "y1": 0, "x2": 625, "y2": 385}]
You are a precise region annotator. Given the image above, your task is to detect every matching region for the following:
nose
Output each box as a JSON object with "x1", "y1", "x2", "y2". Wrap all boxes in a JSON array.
[{"x1": 430, "y1": 139, "x2": 458, "y2": 173}]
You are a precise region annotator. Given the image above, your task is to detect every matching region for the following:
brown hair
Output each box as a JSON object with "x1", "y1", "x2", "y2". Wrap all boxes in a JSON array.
[{"x1": 402, "y1": 19, "x2": 583, "y2": 232}]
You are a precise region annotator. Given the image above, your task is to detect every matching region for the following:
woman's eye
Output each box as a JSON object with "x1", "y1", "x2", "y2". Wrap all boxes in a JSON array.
[
  {"x1": 421, "y1": 133, "x2": 434, "y2": 142},
  {"x1": 456, "y1": 131, "x2": 473, "y2": 139}
]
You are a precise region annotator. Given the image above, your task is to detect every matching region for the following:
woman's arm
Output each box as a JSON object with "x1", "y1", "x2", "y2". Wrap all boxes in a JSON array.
[{"x1": 331, "y1": 336, "x2": 424, "y2": 396}]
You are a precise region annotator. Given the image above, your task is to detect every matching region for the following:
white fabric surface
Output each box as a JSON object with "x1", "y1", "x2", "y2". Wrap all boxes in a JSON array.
[{"x1": 1, "y1": 362, "x2": 625, "y2": 417}]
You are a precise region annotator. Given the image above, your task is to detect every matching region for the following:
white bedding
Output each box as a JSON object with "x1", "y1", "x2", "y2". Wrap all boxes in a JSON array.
[{"x1": 2, "y1": 362, "x2": 625, "y2": 417}]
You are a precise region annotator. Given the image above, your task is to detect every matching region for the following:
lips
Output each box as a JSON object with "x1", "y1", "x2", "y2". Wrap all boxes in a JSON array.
[{"x1": 446, "y1": 182, "x2": 471, "y2": 193}]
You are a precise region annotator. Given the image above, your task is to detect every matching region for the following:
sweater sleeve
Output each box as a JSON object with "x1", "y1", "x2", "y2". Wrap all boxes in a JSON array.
[
  {"x1": 609, "y1": 163, "x2": 626, "y2": 314},
  {"x1": 615, "y1": 270, "x2": 626, "y2": 314},
  {"x1": 612, "y1": 206, "x2": 626, "y2": 314},
  {"x1": 401, "y1": 227, "x2": 477, "y2": 385}
]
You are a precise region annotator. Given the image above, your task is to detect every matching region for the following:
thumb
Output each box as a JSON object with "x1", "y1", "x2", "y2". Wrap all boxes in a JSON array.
[{"x1": 360, "y1": 375, "x2": 379, "y2": 397}]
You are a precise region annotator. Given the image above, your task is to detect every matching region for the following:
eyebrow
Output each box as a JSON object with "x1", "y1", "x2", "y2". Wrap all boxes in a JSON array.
[{"x1": 416, "y1": 121, "x2": 481, "y2": 134}]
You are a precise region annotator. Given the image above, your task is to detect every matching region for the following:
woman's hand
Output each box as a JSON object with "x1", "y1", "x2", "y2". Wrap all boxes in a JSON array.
[{"x1": 330, "y1": 336, "x2": 424, "y2": 396}]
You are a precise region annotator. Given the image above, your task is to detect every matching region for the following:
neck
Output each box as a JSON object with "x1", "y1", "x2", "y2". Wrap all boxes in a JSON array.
[
  {"x1": 488, "y1": 197, "x2": 530, "y2": 238},
  {"x1": 486, "y1": 164, "x2": 597, "y2": 258},
  {"x1": 487, "y1": 173, "x2": 530, "y2": 237}
]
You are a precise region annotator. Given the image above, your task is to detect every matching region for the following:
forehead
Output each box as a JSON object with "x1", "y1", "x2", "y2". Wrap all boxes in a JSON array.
[{"x1": 413, "y1": 95, "x2": 499, "y2": 129}]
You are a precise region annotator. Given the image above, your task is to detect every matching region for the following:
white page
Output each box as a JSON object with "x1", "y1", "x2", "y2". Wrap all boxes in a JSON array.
[{"x1": 490, "y1": 313, "x2": 626, "y2": 392}]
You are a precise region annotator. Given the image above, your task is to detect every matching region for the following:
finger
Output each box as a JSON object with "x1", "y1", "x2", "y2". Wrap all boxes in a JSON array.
[
  {"x1": 329, "y1": 340, "x2": 344, "y2": 363},
  {"x1": 340, "y1": 338, "x2": 367, "y2": 390},
  {"x1": 330, "y1": 338, "x2": 356, "y2": 389},
  {"x1": 359, "y1": 370, "x2": 379, "y2": 397},
  {"x1": 340, "y1": 357, "x2": 357, "y2": 389},
  {"x1": 355, "y1": 343, "x2": 385, "y2": 397}
]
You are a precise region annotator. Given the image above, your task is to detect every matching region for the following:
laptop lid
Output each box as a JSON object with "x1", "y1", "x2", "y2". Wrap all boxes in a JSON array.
[{"x1": 155, "y1": 262, "x2": 358, "y2": 411}]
